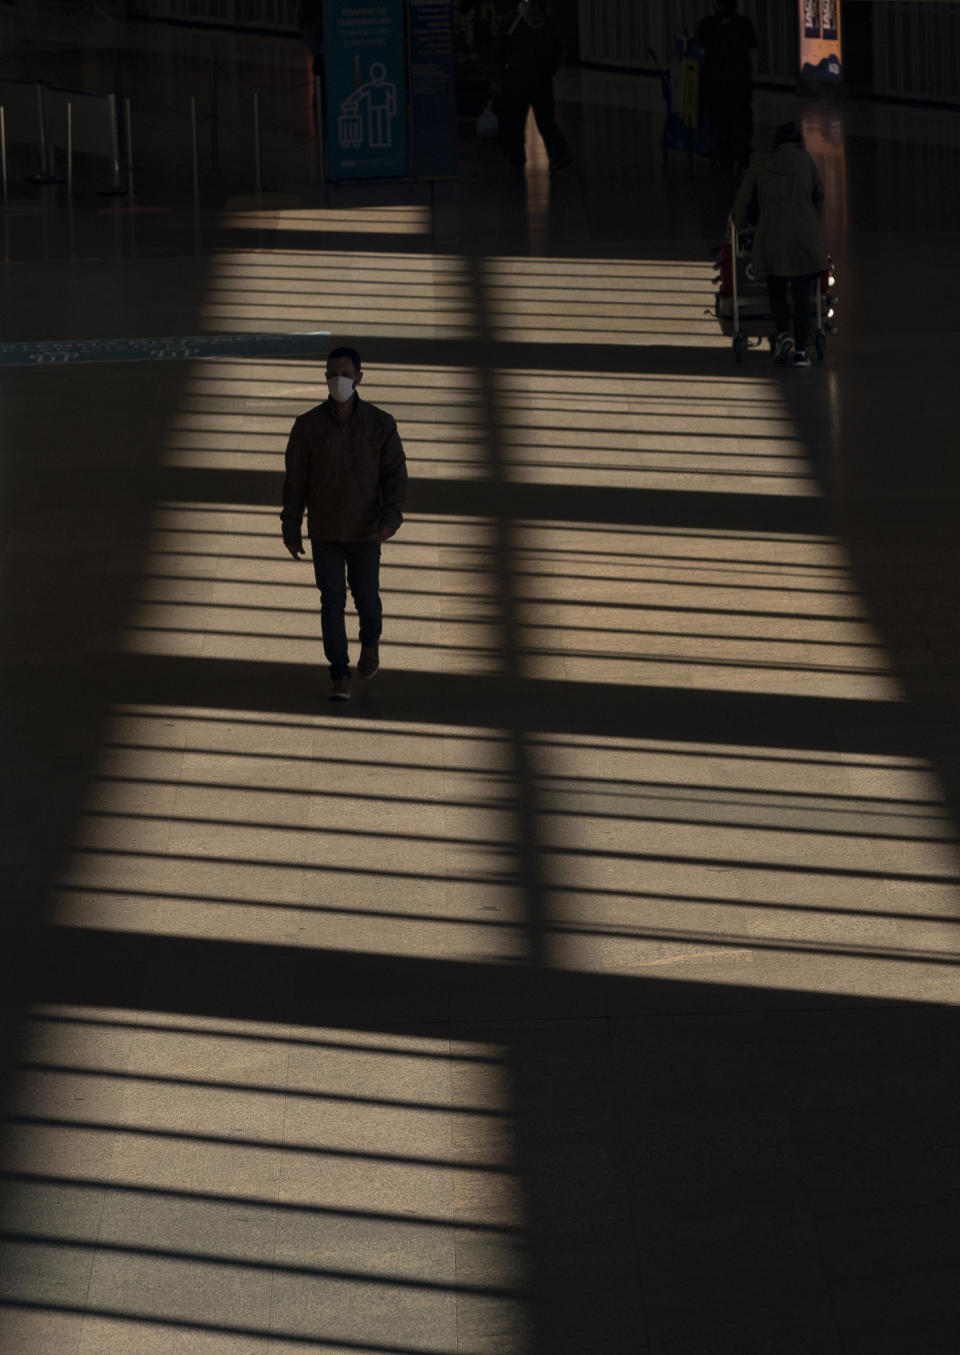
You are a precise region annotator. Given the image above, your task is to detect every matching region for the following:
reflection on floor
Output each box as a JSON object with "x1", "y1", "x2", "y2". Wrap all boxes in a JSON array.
[{"x1": 3, "y1": 15, "x2": 960, "y2": 1355}]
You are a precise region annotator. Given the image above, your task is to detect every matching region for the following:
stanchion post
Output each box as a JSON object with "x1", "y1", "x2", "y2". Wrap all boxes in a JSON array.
[
  {"x1": 189, "y1": 95, "x2": 199, "y2": 198},
  {"x1": 28, "y1": 83, "x2": 61, "y2": 183},
  {"x1": 66, "y1": 101, "x2": 73, "y2": 196},
  {"x1": 314, "y1": 74, "x2": 325, "y2": 194},
  {"x1": 209, "y1": 60, "x2": 219, "y2": 177},
  {"x1": 124, "y1": 96, "x2": 134, "y2": 197},
  {"x1": 253, "y1": 90, "x2": 262, "y2": 195},
  {"x1": 66, "y1": 101, "x2": 75, "y2": 259},
  {"x1": 106, "y1": 92, "x2": 121, "y2": 192},
  {"x1": 0, "y1": 106, "x2": 7, "y2": 205},
  {"x1": 35, "y1": 82, "x2": 48, "y2": 178},
  {"x1": 189, "y1": 94, "x2": 200, "y2": 255}
]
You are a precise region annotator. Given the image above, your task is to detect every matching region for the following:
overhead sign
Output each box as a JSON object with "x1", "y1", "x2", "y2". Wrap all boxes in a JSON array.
[
  {"x1": 323, "y1": 1, "x2": 409, "y2": 180},
  {"x1": 799, "y1": 0, "x2": 844, "y2": 82},
  {"x1": 409, "y1": 0, "x2": 457, "y2": 178}
]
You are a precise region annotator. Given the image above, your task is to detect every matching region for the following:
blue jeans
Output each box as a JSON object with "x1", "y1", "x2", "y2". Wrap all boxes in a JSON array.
[{"x1": 311, "y1": 540, "x2": 382, "y2": 679}]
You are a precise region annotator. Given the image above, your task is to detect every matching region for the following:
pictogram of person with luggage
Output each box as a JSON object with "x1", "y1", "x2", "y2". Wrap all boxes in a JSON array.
[{"x1": 338, "y1": 62, "x2": 397, "y2": 151}]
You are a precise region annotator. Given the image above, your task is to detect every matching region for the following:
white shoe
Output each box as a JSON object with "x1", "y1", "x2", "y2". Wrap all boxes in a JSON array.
[
  {"x1": 773, "y1": 332, "x2": 794, "y2": 364},
  {"x1": 792, "y1": 351, "x2": 811, "y2": 368}
]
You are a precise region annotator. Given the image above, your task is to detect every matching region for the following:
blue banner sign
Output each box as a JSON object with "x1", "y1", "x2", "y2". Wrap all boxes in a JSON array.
[
  {"x1": 409, "y1": 0, "x2": 457, "y2": 178},
  {"x1": 323, "y1": 1, "x2": 408, "y2": 180},
  {"x1": 0, "y1": 332, "x2": 331, "y2": 368}
]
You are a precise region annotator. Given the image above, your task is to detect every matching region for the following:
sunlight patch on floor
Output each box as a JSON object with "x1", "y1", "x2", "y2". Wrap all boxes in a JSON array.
[
  {"x1": 0, "y1": 1008, "x2": 523, "y2": 1354},
  {"x1": 103, "y1": 506, "x2": 500, "y2": 677},
  {"x1": 533, "y1": 734, "x2": 960, "y2": 1004},
  {"x1": 198, "y1": 252, "x2": 475, "y2": 339},
  {"x1": 511, "y1": 520, "x2": 901, "y2": 700},
  {"x1": 496, "y1": 367, "x2": 815, "y2": 494},
  {"x1": 157, "y1": 360, "x2": 486, "y2": 479},
  {"x1": 52, "y1": 708, "x2": 527, "y2": 961},
  {"x1": 485, "y1": 255, "x2": 726, "y2": 345},
  {"x1": 218, "y1": 206, "x2": 434, "y2": 235}
]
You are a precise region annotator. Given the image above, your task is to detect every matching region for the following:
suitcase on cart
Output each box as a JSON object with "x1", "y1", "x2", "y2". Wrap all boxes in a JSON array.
[{"x1": 714, "y1": 218, "x2": 838, "y2": 362}]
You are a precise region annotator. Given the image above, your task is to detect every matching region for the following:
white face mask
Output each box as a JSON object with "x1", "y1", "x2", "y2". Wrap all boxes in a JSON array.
[{"x1": 327, "y1": 374, "x2": 356, "y2": 402}]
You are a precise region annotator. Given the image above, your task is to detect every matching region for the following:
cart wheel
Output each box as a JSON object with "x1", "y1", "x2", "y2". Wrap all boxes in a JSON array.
[
  {"x1": 815, "y1": 332, "x2": 826, "y2": 362},
  {"x1": 733, "y1": 335, "x2": 746, "y2": 363}
]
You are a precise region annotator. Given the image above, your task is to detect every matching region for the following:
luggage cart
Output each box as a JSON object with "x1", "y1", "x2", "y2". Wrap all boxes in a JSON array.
[
  {"x1": 714, "y1": 216, "x2": 838, "y2": 362},
  {"x1": 648, "y1": 41, "x2": 713, "y2": 171}
]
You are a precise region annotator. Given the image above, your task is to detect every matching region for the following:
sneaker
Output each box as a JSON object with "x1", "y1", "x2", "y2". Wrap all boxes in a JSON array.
[
  {"x1": 792, "y1": 350, "x2": 811, "y2": 368},
  {"x1": 773, "y1": 332, "x2": 794, "y2": 364},
  {"x1": 549, "y1": 152, "x2": 574, "y2": 175},
  {"x1": 329, "y1": 675, "x2": 351, "y2": 701},
  {"x1": 357, "y1": 643, "x2": 380, "y2": 680}
]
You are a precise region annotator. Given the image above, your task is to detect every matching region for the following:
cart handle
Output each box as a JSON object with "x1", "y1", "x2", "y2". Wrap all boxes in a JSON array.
[{"x1": 728, "y1": 214, "x2": 740, "y2": 325}]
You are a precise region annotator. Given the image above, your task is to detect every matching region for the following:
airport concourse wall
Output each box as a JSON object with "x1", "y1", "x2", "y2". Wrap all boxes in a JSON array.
[
  {"x1": 579, "y1": 0, "x2": 960, "y2": 105},
  {"x1": 872, "y1": 0, "x2": 960, "y2": 104},
  {"x1": 69, "y1": 0, "x2": 960, "y2": 107},
  {"x1": 126, "y1": 0, "x2": 301, "y2": 31},
  {"x1": 577, "y1": 0, "x2": 799, "y2": 84}
]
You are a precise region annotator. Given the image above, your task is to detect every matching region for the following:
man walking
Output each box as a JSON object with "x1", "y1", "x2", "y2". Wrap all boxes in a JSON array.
[
  {"x1": 281, "y1": 346, "x2": 408, "y2": 700},
  {"x1": 696, "y1": 0, "x2": 757, "y2": 174},
  {"x1": 495, "y1": 0, "x2": 573, "y2": 174}
]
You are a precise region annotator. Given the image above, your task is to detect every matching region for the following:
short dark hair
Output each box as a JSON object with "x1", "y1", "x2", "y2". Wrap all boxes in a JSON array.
[
  {"x1": 774, "y1": 120, "x2": 804, "y2": 147},
  {"x1": 327, "y1": 345, "x2": 362, "y2": 372}
]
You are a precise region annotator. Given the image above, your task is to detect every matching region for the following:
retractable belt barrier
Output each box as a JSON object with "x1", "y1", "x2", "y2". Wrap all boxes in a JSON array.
[
  {"x1": 0, "y1": 67, "x2": 323, "y2": 201},
  {"x1": 0, "y1": 78, "x2": 119, "y2": 190}
]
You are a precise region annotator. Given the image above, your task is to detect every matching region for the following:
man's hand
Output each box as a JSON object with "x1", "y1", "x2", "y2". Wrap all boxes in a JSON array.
[
  {"x1": 378, "y1": 524, "x2": 397, "y2": 543},
  {"x1": 283, "y1": 527, "x2": 306, "y2": 559}
]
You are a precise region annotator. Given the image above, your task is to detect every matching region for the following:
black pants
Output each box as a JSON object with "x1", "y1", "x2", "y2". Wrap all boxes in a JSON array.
[
  {"x1": 311, "y1": 539, "x2": 382, "y2": 680},
  {"x1": 767, "y1": 273, "x2": 817, "y2": 352},
  {"x1": 709, "y1": 90, "x2": 753, "y2": 170},
  {"x1": 499, "y1": 79, "x2": 570, "y2": 168}
]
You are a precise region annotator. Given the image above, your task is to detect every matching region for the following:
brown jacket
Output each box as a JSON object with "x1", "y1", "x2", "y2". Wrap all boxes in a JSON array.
[
  {"x1": 733, "y1": 143, "x2": 827, "y2": 279},
  {"x1": 281, "y1": 395, "x2": 407, "y2": 542}
]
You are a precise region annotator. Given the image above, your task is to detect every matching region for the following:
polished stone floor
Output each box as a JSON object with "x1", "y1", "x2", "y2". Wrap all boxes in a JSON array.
[{"x1": 2, "y1": 12, "x2": 960, "y2": 1355}]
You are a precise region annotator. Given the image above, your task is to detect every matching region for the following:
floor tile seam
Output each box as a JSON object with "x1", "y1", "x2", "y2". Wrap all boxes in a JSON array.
[
  {"x1": 165, "y1": 690, "x2": 313, "y2": 869},
  {"x1": 77, "y1": 1118, "x2": 124, "y2": 1351},
  {"x1": 266, "y1": 1029, "x2": 293, "y2": 1338}
]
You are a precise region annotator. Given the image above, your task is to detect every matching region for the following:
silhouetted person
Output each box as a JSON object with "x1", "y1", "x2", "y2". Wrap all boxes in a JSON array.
[
  {"x1": 697, "y1": 0, "x2": 757, "y2": 173},
  {"x1": 281, "y1": 346, "x2": 408, "y2": 700},
  {"x1": 460, "y1": 0, "x2": 509, "y2": 85},
  {"x1": 734, "y1": 120, "x2": 827, "y2": 368},
  {"x1": 298, "y1": 0, "x2": 324, "y2": 134},
  {"x1": 495, "y1": 0, "x2": 573, "y2": 174},
  {"x1": 298, "y1": 0, "x2": 324, "y2": 82}
]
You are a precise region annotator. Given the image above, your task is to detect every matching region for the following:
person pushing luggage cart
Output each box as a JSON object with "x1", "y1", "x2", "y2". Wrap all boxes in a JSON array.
[
  {"x1": 726, "y1": 119, "x2": 837, "y2": 366},
  {"x1": 715, "y1": 121, "x2": 835, "y2": 363}
]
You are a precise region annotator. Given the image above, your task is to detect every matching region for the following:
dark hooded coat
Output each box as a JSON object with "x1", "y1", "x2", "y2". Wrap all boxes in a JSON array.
[{"x1": 734, "y1": 142, "x2": 828, "y2": 278}]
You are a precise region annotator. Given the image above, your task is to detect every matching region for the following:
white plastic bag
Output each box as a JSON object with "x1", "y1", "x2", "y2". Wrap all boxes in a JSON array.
[{"x1": 475, "y1": 98, "x2": 499, "y2": 140}]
